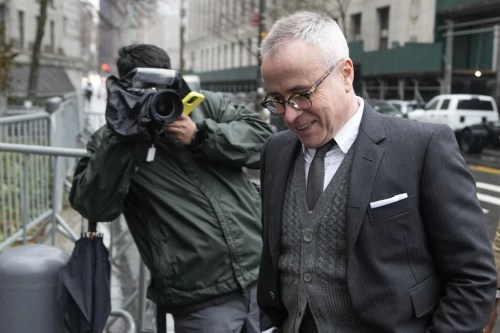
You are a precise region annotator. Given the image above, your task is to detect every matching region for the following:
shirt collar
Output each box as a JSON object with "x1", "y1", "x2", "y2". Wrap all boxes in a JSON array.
[
  {"x1": 334, "y1": 96, "x2": 363, "y2": 153},
  {"x1": 302, "y1": 96, "x2": 364, "y2": 156}
]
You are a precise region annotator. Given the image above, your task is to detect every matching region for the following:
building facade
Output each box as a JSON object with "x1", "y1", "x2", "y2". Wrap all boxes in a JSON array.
[
  {"x1": 183, "y1": 0, "x2": 500, "y2": 105},
  {"x1": 1, "y1": 0, "x2": 498, "y2": 106},
  {"x1": 98, "y1": 0, "x2": 181, "y2": 78},
  {"x1": 184, "y1": 0, "x2": 262, "y2": 92},
  {"x1": 0, "y1": 0, "x2": 93, "y2": 103},
  {"x1": 347, "y1": 0, "x2": 500, "y2": 103}
]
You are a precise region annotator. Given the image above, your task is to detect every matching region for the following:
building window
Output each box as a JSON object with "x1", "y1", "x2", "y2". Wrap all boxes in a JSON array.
[
  {"x1": 201, "y1": 48, "x2": 204, "y2": 71},
  {"x1": 247, "y1": 37, "x2": 252, "y2": 66},
  {"x1": 18, "y1": 10, "x2": 24, "y2": 49},
  {"x1": 190, "y1": 51, "x2": 195, "y2": 72},
  {"x1": 205, "y1": 48, "x2": 209, "y2": 71},
  {"x1": 63, "y1": 16, "x2": 67, "y2": 34},
  {"x1": 217, "y1": 45, "x2": 221, "y2": 69},
  {"x1": 350, "y1": 13, "x2": 361, "y2": 42},
  {"x1": 0, "y1": 4, "x2": 5, "y2": 27},
  {"x1": 377, "y1": 6, "x2": 389, "y2": 50},
  {"x1": 212, "y1": 47, "x2": 216, "y2": 71},
  {"x1": 239, "y1": 40, "x2": 244, "y2": 67},
  {"x1": 240, "y1": 1, "x2": 245, "y2": 23},
  {"x1": 231, "y1": 42, "x2": 235, "y2": 68},
  {"x1": 223, "y1": 44, "x2": 228, "y2": 69},
  {"x1": 36, "y1": 0, "x2": 53, "y2": 5},
  {"x1": 50, "y1": 20, "x2": 55, "y2": 53}
]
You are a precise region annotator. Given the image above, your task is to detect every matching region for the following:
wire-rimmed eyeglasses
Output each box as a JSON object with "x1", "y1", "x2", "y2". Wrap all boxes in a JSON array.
[{"x1": 261, "y1": 59, "x2": 343, "y2": 115}]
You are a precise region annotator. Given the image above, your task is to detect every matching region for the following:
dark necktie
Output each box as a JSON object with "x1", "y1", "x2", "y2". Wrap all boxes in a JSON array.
[{"x1": 306, "y1": 140, "x2": 336, "y2": 210}]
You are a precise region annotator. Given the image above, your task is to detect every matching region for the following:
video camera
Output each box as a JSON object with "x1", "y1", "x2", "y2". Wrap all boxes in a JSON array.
[
  {"x1": 105, "y1": 68, "x2": 195, "y2": 142},
  {"x1": 127, "y1": 68, "x2": 186, "y2": 125}
]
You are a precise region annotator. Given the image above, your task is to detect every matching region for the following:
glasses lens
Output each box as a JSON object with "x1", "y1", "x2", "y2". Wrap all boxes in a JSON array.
[
  {"x1": 264, "y1": 99, "x2": 285, "y2": 114},
  {"x1": 289, "y1": 95, "x2": 312, "y2": 111}
]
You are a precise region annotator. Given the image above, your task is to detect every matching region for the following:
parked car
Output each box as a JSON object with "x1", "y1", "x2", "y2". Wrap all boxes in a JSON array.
[
  {"x1": 387, "y1": 100, "x2": 422, "y2": 115},
  {"x1": 408, "y1": 94, "x2": 500, "y2": 153},
  {"x1": 369, "y1": 99, "x2": 406, "y2": 118},
  {"x1": 460, "y1": 121, "x2": 500, "y2": 153}
]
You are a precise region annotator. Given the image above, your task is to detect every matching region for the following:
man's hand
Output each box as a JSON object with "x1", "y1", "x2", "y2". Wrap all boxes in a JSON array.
[
  {"x1": 484, "y1": 298, "x2": 499, "y2": 333},
  {"x1": 163, "y1": 115, "x2": 197, "y2": 145}
]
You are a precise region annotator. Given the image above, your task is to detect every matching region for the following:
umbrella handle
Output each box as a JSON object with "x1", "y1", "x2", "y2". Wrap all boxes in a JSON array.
[{"x1": 88, "y1": 221, "x2": 97, "y2": 233}]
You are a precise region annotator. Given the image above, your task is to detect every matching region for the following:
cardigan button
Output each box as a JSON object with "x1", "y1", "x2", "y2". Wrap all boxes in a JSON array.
[{"x1": 269, "y1": 291, "x2": 275, "y2": 300}]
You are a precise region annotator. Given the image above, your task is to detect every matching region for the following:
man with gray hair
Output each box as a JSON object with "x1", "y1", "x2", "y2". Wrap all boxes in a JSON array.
[{"x1": 257, "y1": 10, "x2": 496, "y2": 333}]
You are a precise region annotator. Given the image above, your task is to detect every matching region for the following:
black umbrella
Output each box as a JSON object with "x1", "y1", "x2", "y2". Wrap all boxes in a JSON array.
[{"x1": 57, "y1": 221, "x2": 111, "y2": 333}]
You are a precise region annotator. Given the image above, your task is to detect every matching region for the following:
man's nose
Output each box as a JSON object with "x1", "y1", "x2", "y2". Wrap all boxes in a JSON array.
[{"x1": 282, "y1": 103, "x2": 304, "y2": 123}]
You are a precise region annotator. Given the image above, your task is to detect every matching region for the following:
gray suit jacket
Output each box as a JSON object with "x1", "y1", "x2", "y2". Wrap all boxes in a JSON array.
[{"x1": 257, "y1": 103, "x2": 497, "y2": 332}]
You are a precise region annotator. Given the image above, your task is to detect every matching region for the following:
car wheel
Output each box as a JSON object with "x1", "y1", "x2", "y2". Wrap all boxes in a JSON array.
[{"x1": 459, "y1": 129, "x2": 483, "y2": 154}]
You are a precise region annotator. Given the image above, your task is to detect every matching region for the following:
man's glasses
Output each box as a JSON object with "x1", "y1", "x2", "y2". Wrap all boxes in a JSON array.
[{"x1": 261, "y1": 58, "x2": 343, "y2": 115}]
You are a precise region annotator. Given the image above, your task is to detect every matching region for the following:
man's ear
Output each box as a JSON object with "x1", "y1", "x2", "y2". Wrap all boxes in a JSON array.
[{"x1": 341, "y1": 58, "x2": 354, "y2": 90}]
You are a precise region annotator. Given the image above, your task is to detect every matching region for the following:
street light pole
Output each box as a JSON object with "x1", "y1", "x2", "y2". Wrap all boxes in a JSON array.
[
  {"x1": 443, "y1": 20, "x2": 454, "y2": 94},
  {"x1": 495, "y1": 24, "x2": 500, "y2": 107}
]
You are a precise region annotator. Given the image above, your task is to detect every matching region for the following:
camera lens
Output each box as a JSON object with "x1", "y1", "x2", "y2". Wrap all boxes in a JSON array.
[
  {"x1": 150, "y1": 90, "x2": 183, "y2": 124},
  {"x1": 155, "y1": 95, "x2": 176, "y2": 116}
]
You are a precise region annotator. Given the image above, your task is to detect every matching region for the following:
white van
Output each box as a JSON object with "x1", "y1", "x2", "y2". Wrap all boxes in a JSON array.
[
  {"x1": 408, "y1": 94, "x2": 499, "y2": 130},
  {"x1": 408, "y1": 94, "x2": 500, "y2": 153}
]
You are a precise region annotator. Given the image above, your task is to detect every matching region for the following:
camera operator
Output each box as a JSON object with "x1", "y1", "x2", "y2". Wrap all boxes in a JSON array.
[{"x1": 69, "y1": 44, "x2": 273, "y2": 333}]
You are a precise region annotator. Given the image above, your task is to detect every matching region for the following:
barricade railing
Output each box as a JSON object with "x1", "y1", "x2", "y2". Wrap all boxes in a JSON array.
[
  {"x1": 0, "y1": 142, "x2": 139, "y2": 332},
  {"x1": 0, "y1": 143, "x2": 82, "y2": 250},
  {"x1": 0, "y1": 93, "x2": 82, "y2": 247},
  {"x1": 1, "y1": 112, "x2": 57, "y2": 249},
  {"x1": 0, "y1": 93, "x2": 150, "y2": 331},
  {"x1": 110, "y1": 309, "x2": 137, "y2": 333}
]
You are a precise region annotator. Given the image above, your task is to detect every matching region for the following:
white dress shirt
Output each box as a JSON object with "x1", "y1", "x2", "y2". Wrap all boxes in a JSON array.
[{"x1": 303, "y1": 97, "x2": 364, "y2": 190}]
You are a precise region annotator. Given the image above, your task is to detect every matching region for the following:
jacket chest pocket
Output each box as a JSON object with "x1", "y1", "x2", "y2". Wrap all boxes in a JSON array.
[{"x1": 368, "y1": 194, "x2": 414, "y2": 223}]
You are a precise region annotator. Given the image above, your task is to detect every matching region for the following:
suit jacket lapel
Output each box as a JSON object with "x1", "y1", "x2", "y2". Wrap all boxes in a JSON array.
[
  {"x1": 268, "y1": 131, "x2": 301, "y2": 264},
  {"x1": 346, "y1": 104, "x2": 386, "y2": 259}
]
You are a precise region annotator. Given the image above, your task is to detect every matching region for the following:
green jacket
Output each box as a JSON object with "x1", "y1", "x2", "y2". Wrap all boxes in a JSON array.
[{"x1": 70, "y1": 90, "x2": 273, "y2": 308}]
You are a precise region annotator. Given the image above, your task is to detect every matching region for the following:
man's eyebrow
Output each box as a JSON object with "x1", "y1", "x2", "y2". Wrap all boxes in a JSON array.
[{"x1": 266, "y1": 84, "x2": 310, "y2": 97}]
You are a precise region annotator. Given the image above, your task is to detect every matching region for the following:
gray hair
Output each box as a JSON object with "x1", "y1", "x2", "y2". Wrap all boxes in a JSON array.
[{"x1": 260, "y1": 11, "x2": 349, "y2": 68}]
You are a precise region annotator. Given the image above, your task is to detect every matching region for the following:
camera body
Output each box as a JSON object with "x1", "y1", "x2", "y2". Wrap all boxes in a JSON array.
[
  {"x1": 105, "y1": 67, "x2": 193, "y2": 141},
  {"x1": 127, "y1": 68, "x2": 186, "y2": 125}
]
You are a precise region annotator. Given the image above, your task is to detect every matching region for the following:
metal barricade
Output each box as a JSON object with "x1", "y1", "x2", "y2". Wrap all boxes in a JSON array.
[
  {"x1": 0, "y1": 93, "x2": 84, "y2": 249},
  {"x1": 0, "y1": 142, "x2": 139, "y2": 332},
  {"x1": 0, "y1": 93, "x2": 156, "y2": 332}
]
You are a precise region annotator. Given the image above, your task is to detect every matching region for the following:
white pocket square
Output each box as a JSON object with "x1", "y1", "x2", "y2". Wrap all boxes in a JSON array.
[
  {"x1": 261, "y1": 328, "x2": 278, "y2": 333},
  {"x1": 370, "y1": 193, "x2": 408, "y2": 209}
]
